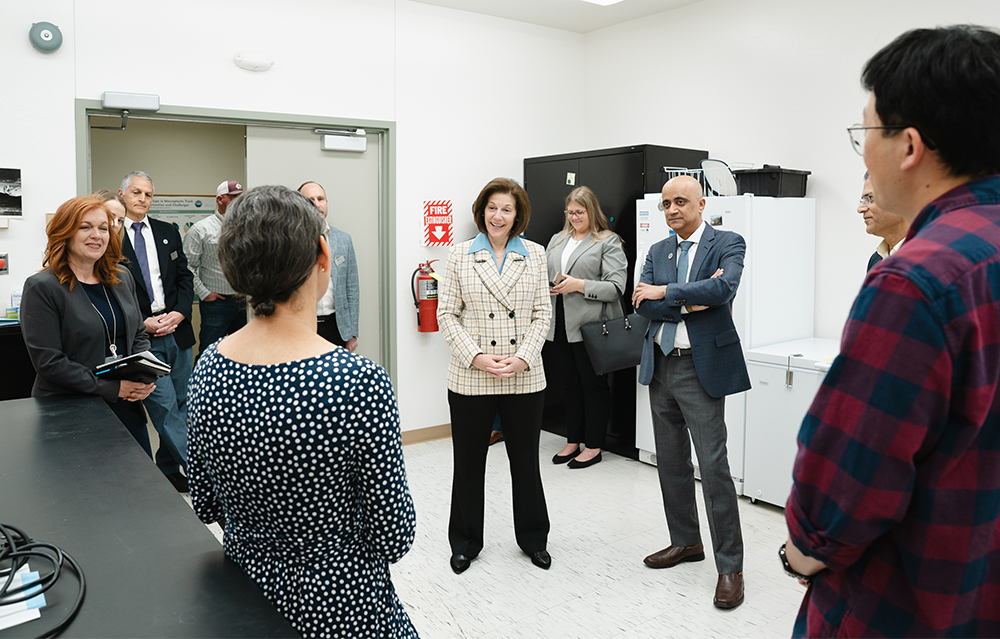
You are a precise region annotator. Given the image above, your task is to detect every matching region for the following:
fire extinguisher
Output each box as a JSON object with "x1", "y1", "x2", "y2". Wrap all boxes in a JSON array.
[{"x1": 411, "y1": 260, "x2": 440, "y2": 332}]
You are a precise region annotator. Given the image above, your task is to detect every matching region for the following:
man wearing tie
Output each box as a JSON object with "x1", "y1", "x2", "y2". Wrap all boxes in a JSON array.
[
  {"x1": 119, "y1": 170, "x2": 194, "y2": 493},
  {"x1": 632, "y1": 175, "x2": 751, "y2": 610}
]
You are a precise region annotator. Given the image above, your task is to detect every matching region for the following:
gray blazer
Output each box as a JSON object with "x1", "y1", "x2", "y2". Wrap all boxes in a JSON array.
[
  {"x1": 20, "y1": 268, "x2": 150, "y2": 402},
  {"x1": 545, "y1": 232, "x2": 628, "y2": 343},
  {"x1": 324, "y1": 226, "x2": 360, "y2": 341}
]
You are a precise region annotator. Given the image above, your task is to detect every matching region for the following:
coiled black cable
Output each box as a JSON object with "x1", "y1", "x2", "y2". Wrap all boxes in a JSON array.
[{"x1": 0, "y1": 523, "x2": 85, "y2": 638}]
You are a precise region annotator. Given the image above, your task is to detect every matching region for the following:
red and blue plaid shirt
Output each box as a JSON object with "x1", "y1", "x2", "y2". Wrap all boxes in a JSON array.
[{"x1": 786, "y1": 175, "x2": 1000, "y2": 638}]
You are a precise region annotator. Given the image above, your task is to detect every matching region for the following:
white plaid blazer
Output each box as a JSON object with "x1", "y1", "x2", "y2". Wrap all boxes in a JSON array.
[{"x1": 438, "y1": 238, "x2": 551, "y2": 395}]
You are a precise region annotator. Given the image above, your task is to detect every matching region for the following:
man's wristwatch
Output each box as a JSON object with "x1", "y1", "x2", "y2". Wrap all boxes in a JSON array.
[{"x1": 779, "y1": 542, "x2": 815, "y2": 583}]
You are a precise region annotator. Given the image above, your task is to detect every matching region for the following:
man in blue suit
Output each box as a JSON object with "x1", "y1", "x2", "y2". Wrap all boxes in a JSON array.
[
  {"x1": 632, "y1": 175, "x2": 751, "y2": 609},
  {"x1": 299, "y1": 181, "x2": 360, "y2": 351}
]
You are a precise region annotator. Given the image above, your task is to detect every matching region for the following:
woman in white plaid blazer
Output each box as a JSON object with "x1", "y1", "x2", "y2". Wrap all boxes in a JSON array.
[{"x1": 437, "y1": 178, "x2": 552, "y2": 575}]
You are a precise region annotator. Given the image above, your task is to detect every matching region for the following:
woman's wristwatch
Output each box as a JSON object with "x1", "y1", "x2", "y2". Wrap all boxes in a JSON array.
[{"x1": 779, "y1": 542, "x2": 815, "y2": 583}]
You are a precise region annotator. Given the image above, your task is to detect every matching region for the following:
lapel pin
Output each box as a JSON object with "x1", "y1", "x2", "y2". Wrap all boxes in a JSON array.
[
  {"x1": 162, "y1": 239, "x2": 168, "y2": 244},
  {"x1": 668, "y1": 253, "x2": 673, "y2": 259}
]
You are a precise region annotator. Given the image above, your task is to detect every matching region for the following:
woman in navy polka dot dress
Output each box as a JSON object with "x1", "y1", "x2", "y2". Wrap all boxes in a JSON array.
[{"x1": 186, "y1": 185, "x2": 418, "y2": 638}]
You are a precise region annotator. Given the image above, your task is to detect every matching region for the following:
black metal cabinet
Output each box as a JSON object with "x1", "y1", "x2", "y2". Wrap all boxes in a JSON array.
[
  {"x1": 523, "y1": 144, "x2": 708, "y2": 458},
  {"x1": 0, "y1": 323, "x2": 35, "y2": 400}
]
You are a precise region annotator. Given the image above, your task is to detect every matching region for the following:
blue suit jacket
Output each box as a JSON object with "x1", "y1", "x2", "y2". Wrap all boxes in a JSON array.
[
  {"x1": 325, "y1": 226, "x2": 360, "y2": 341},
  {"x1": 636, "y1": 223, "x2": 751, "y2": 398}
]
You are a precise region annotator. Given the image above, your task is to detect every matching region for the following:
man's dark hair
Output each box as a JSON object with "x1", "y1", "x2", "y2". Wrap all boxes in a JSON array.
[
  {"x1": 862, "y1": 25, "x2": 1000, "y2": 179},
  {"x1": 219, "y1": 185, "x2": 325, "y2": 317}
]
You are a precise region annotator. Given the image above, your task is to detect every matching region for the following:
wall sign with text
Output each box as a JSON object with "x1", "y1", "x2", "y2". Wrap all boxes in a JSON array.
[{"x1": 423, "y1": 200, "x2": 453, "y2": 247}]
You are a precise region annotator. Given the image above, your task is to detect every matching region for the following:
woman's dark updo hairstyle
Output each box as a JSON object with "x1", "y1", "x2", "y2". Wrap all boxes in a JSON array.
[{"x1": 218, "y1": 185, "x2": 326, "y2": 317}]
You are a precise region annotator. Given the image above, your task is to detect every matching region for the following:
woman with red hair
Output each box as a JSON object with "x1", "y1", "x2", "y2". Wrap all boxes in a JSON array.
[{"x1": 20, "y1": 196, "x2": 155, "y2": 454}]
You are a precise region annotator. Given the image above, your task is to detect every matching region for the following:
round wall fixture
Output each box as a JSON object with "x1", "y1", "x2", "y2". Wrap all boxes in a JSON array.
[
  {"x1": 29, "y1": 22, "x2": 63, "y2": 53},
  {"x1": 234, "y1": 51, "x2": 274, "y2": 72}
]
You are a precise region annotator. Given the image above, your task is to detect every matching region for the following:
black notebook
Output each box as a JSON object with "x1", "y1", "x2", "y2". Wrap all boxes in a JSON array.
[{"x1": 94, "y1": 351, "x2": 171, "y2": 384}]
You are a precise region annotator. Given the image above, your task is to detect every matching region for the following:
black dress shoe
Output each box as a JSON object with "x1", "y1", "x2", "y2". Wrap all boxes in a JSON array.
[
  {"x1": 552, "y1": 448, "x2": 581, "y2": 464},
  {"x1": 165, "y1": 472, "x2": 189, "y2": 493},
  {"x1": 567, "y1": 451, "x2": 602, "y2": 469},
  {"x1": 450, "y1": 554, "x2": 471, "y2": 574},
  {"x1": 529, "y1": 550, "x2": 551, "y2": 570}
]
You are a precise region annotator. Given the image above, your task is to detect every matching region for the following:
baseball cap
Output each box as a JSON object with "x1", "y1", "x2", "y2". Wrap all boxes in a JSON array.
[{"x1": 217, "y1": 180, "x2": 244, "y2": 197}]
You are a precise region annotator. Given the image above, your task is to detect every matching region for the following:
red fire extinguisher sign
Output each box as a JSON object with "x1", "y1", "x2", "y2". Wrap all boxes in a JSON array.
[{"x1": 423, "y1": 200, "x2": 453, "y2": 247}]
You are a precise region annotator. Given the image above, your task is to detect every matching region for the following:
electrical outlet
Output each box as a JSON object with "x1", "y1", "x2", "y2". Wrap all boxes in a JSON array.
[{"x1": 0, "y1": 254, "x2": 7, "y2": 275}]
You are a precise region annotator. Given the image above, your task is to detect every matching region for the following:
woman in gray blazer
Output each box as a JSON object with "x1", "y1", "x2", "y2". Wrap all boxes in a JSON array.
[
  {"x1": 546, "y1": 186, "x2": 627, "y2": 469},
  {"x1": 438, "y1": 178, "x2": 552, "y2": 575},
  {"x1": 20, "y1": 196, "x2": 154, "y2": 454}
]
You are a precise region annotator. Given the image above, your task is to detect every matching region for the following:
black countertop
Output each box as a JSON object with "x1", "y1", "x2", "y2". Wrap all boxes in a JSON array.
[{"x1": 0, "y1": 396, "x2": 297, "y2": 638}]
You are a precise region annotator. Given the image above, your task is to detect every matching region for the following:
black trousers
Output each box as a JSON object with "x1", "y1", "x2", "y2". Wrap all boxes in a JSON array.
[
  {"x1": 316, "y1": 313, "x2": 346, "y2": 347},
  {"x1": 447, "y1": 390, "x2": 549, "y2": 557},
  {"x1": 551, "y1": 296, "x2": 611, "y2": 449}
]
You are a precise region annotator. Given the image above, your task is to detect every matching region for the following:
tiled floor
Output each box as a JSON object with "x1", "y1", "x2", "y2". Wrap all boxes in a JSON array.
[
  {"x1": 391, "y1": 430, "x2": 804, "y2": 638},
  {"x1": 188, "y1": 430, "x2": 806, "y2": 638}
]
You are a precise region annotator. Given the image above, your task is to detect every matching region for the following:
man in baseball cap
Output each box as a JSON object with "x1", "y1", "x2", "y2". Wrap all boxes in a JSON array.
[{"x1": 183, "y1": 180, "x2": 247, "y2": 358}]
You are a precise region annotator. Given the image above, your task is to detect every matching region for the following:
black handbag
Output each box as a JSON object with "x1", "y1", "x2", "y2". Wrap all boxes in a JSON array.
[{"x1": 579, "y1": 294, "x2": 650, "y2": 375}]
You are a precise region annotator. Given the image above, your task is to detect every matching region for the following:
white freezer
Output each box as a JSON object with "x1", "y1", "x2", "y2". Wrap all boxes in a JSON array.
[
  {"x1": 634, "y1": 194, "x2": 817, "y2": 493},
  {"x1": 743, "y1": 338, "x2": 841, "y2": 507}
]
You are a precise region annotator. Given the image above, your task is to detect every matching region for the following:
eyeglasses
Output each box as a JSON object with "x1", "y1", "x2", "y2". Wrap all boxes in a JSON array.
[
  {"x1": 859, "y1": 195, "x2": 874, "y2": 206},
  {"x1": 564, "y1": 209, "x2": 586, "y2": 217},
  {"x1": 847, "y1": 124, "x2": 910, "y2": 156}
]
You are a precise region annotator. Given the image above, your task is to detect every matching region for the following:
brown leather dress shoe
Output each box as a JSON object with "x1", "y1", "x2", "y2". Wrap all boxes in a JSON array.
[
  {"x1": 714, "y1": 572, "x2": 744, "y2": 609},
  {"x1": 643, "y1": 543, "x2": 705, "y2": 568},
  {"x1": 489, "y1": 430, "x2": 504, "y2": 446}
]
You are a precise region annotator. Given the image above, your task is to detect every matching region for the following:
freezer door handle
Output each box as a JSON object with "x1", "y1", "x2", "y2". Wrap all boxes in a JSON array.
[{"x1": 785, "y1": 354, "x2": 803, "y2": 388}]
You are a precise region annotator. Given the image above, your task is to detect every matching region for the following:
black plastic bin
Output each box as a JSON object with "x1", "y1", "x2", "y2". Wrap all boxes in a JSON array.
[{"x1": 734, "y1": 165, "x2": 810, "y2": 197}]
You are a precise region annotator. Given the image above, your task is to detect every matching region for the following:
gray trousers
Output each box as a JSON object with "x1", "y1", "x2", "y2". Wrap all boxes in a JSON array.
[{"x1": 649, "y1": 349, "x2": 743, "y2": 574}]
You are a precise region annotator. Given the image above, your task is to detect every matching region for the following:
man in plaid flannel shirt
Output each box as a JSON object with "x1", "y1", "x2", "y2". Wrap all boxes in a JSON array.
[{"x1": 783, "y1": 26, "x2": 1000, "y2": 637}]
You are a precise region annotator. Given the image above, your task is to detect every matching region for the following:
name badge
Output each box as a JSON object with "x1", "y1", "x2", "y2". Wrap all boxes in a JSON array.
[
  {"x1": 170, "y1": 251, "x2": 178, "y2": 260},
  {"x1": 335, "y1": 255, "x2": 345, "y2": 266}
]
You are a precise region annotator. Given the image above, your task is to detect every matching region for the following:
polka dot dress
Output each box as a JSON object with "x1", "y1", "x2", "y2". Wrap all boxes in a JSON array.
[{"x1": 187, "y1": 344, "x2": 419, "y2": 638}]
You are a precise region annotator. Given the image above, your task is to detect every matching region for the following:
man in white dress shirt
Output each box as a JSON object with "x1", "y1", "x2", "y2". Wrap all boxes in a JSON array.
[
  {"x1": 118, "y1": 170, "x2": 194, "y2": 492},
  {"x1": 859, "y1": 171, "x2": 908, "y2": 271},
  {"x1": 298, "y1": 181, "x2": 359, "y2": 351}
]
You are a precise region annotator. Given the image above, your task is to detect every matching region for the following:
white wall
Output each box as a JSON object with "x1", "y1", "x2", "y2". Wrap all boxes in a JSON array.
[
  {"x1": 582, "y1": 0, "x2": 1000, "y2": 339},
  {"x1": 0, "y1": 0, "x2": 77, "y2": 303},
  {"x1": 393, "y1": 1, "x2": 585, "y2": 431},
  {"x1": 0, "y1": 0, "x2": 582, "y2": 433},
  {"x1": 74, "y1": 0, "x2": 396, "y2": 121},
  {"x1": 2, "y1": 0, "x2": 997, "y2": 431}
]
